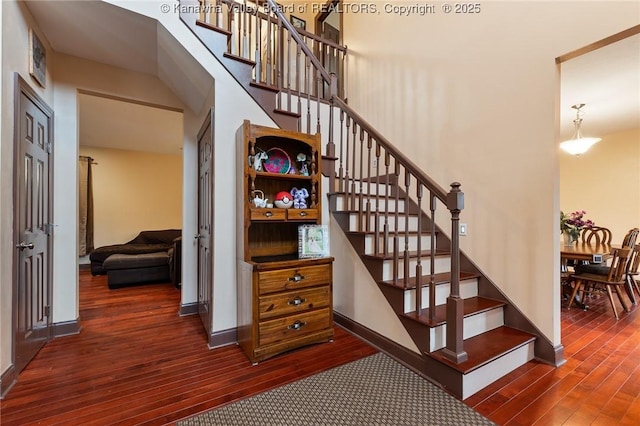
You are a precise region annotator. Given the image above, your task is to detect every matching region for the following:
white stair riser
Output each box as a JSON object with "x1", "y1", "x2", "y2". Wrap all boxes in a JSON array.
[
  {"x1": 349, "y1": 213, "x2": 419, "y2": 233},
  {"x1": 429, "y1": 308, "x2": 504, "y2": 352},
  {"x1": 344, "y1": 181, "x2": 395, "y2": 196},
  {"x1": 404, "y1": 279, "x2": 478, "y2": 312},
  {"x1": 364, "y1": 233, "x2": 433, "y2": 255},
  {"x1": 462, "y1": 342, "x2": 535, "y2": 400},
  {"x1": 334, "y1": 195, "x2": 406, "y2": 213},
  {"x1": 380, "y1": 256, "x2": 450, "y2": 281}
]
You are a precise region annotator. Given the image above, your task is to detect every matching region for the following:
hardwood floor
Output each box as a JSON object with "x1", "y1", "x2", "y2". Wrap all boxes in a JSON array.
[
  {"x1": 0, "y1": 271, "x2": 377, "y2": 425},
  {"x1": 1, "y1": 272, "x2": 639, "y2": 425},
  {"x1": 465, "y1": 291, "x2": 640, "y2": 425}
]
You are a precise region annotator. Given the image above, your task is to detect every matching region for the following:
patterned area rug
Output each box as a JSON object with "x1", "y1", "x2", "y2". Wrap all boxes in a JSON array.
[{"x1": 177, "y1": 353, "x2": 495, "y2": 426}]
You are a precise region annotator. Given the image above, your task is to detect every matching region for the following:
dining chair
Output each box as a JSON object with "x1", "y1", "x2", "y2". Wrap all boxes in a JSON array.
[
  {"x1": 626, "y1": 244, "x2": 640, "y2": 299},
  {"x1": 581, "y1": 226, "x2": 612, "y2": 245},
  {"x1": 568, "y1": 247, "x2": 632, "y2": 319},
  {"x1": 622, "y1": 227, "x2": 640, "y2": 248}
]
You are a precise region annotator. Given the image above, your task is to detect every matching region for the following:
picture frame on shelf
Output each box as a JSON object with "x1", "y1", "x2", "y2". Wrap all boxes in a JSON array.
[
  {"x1": 299, "y1": 225, "x2": 329, "y2": 258},
  {"x1": 290, "y1": 15, "x2": 306, "y2": 31},
  {"x1": 29, "y1": 29, "x2": 46, "y2": 88}
]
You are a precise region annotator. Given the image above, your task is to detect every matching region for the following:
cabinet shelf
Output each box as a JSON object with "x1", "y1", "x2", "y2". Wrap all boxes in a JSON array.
[{"x1": 252, "y1": 171, "x2": 313, "y2": 180}]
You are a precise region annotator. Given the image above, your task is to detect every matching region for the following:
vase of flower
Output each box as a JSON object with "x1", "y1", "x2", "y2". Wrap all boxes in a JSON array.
[
  {"x1": 560, "y1": 210, "x2": 594, "y2": 245},
  {"x1": 562, "y1": 230, "x2": 579, "y2": 245}
]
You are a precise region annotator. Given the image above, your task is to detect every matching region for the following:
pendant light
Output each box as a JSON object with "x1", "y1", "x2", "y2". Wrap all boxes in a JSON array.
[{"x1": 560, "y1": 103, "x2": 602, "y2": 156}]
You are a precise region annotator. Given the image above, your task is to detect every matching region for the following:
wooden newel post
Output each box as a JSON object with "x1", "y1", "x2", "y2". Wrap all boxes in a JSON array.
[{"x1": 443, "y1": 182, "x2": 468, "y2": 363}]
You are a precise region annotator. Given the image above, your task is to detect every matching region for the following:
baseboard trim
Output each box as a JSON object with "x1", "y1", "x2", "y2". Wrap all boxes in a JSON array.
[
  {"x1": 0, "y1": 365, "x2": 17, "y2": 400},
  {"x1": 179, "y1": 302, "x2": 198, "y2": 316},
  {"x1": 208, "y1": 328, "x2": 237, "y2": 349},
  {"x1": 538, "y1": 343, "x2": 566, "y2": 368},
  {"x1": 53, "y1": 318, "x2": 82, "y2": 338},
  {"x1": 333, "y1": 312, "x2": 438, "y2": 385}
]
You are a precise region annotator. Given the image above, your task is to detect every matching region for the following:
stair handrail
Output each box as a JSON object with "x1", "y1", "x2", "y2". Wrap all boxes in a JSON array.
[
  {"x1": 263, "y1": 0, "x2": 332, "y2": 84},
  {"x1": 190, "y1": 0, "x2": 466, "y2": 363},
  {"x1": 261, "y1": 0, "x2": 467, "y2": 364}
]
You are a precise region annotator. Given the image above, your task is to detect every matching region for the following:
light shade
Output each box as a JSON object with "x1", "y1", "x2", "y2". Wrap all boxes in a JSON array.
[
  {"x1": 560, "y1": 137, "x2": 601, "y2": 156},
  {"x1": 560, "y1": 103, "x2": 601, "y2": 156}
]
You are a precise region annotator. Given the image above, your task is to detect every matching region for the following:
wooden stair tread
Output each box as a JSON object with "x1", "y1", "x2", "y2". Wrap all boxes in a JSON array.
[
  {"x1": 401, "y1": 296, "x2": 505, "y2": 327},
  {"x1": 329, "y1": 191, "x2": 399, "y2": 199},
  {"x1": 249, "y1": 81, "x2": 280, "y2": 93},
  {"x1": 196, "y1": 19, "x2": 232, "y2": 37},
  {"x1": 381, "y1": 271, "x2": 479, "y2": 290},
  {"x1": 430, "y1": 326, "x2": 536, "y2": 374},
  {"x1": 274, "y1": 108, "x2": 302, "y2": 118},
  {"x1": 222, "y1": 52, "x2": 256, "y2": 66},
  {"x1": 347, "y1": 230, "x2": 436, "y2": 237},
  {"x1": 362, "y1": 249, "x2": 449, "y2": 261}
]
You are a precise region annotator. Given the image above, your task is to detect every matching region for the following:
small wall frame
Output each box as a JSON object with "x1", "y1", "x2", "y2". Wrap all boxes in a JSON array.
[
  {"x1": 298, "y1": 225, "x2": 329, "y2": 258},
  {"x1": 290, "y1": 15, "x2": 306, "y2": 31},
  {"x1": 29, "y1": 29, "x2": 46, "y2": 88}
]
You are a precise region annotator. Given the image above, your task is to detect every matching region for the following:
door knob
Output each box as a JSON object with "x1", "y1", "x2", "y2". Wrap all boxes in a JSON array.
[
  {"x1": 194, "y1": 234, "x2": 202, "y2": 240},
  {"x1": 16, "y1": 242, "x2": 34, "y2": 250}
]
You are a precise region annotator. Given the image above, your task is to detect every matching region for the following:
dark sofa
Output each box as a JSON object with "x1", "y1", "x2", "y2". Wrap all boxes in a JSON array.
[{"x1": 90, "y1": 229, "x2": 182, "y2": 288}]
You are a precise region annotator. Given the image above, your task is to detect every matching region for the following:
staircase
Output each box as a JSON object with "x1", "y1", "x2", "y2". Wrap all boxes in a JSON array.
[{"x1": 179, "y1": 0, "x2": 556, "y2": 399}]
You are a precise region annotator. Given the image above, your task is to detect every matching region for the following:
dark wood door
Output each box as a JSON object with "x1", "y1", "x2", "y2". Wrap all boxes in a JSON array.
[
  {"x1": 197, "y1": 109, "x2": 214, "y2": 337},
  {"x1": 321, "y1": 23, "x2": 340, "y2": 97},
  {"x1": 14, "y1": 75, "x2": 53, "y2": 373}
]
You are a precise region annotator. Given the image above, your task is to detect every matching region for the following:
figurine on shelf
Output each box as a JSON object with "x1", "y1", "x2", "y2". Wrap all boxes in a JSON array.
[
  {"x1": 252, "y1": 190, "x2": 268, "y2": 208},
  {"x1": 296, "y1": 153, "x2": 310, "y2": 176},
  {"x1": 250, "y1": 151, "x2": 268, "y2": 172},
  {"x1": 274, "y1": 191, "x2": 293, "y2": 209},
  {"x1": 291, "y1": 187, "x2": 309, "y2": 209}
]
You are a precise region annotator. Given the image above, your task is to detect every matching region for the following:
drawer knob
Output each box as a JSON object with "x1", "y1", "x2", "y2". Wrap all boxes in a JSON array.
[
  {"x1": 288, "y1": 273, "x2": 305, "y2": 282},
  {"x1": 264, "y1": 211, "x2": 273, "y2": 217},
  {"x1": 287, "y1": 320, "x2": 306, "y2": 330},
  {"x1": 299, "y1": 211, "x2": 307, "y2": 217},
  {"x1": 287, "y1": 297, "x2": 306, "y2": 306}
]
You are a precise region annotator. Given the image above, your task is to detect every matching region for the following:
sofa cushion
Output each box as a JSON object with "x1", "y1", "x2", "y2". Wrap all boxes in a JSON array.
[
  {"x1": 127, "y1": 229, "x2": 181, "y2": 245},
  {"x1": 103, "y1": 252, "x2": 169, "y2": 270},
  {"x1": 89, "y1": 243, "x2": 172, "y2": 264}
]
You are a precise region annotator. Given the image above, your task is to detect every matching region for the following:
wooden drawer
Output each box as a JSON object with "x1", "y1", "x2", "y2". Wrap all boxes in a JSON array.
[
  {"x1": 259, "y1": 286, "x2": 330, "y2": 320},
  {"x1": 287, "y1": 209, "x2": 318, "y2": 221},
  {"x1": 259, "y1": 308, "x2": 331, "y2": 347},
  {"x1": 250, "y1": 208, "x2": 286, "y2": 221},
  {"x1": 258, "y1": 264, "x2": 332, "y2": 295}
]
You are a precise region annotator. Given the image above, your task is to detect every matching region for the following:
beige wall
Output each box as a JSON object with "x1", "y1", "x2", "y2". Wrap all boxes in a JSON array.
[
  {"x1": 560, "y1": 128, "x2": 640, "y2": 242},
  {"x1": 339, "y1": 1, "x2": 639, "y2": 347},
  {"x1": 79, "y1": 146, "x2": 183, "y2": 248}
]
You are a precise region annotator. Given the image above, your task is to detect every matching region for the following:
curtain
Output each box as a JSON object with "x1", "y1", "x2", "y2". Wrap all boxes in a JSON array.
[{"x1": 78, "y1": 156, "x2": 94, "y2": 256}]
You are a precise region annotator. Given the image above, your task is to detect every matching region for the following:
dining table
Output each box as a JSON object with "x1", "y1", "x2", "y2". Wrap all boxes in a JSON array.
[{"x1": 560, "y1": 242, "x2": 636, "y2": 307}]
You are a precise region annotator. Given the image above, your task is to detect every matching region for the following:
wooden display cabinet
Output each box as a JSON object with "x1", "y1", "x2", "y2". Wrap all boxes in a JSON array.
[{"x1": 236, "y1": 120, "x2": 334, "y2": 364}]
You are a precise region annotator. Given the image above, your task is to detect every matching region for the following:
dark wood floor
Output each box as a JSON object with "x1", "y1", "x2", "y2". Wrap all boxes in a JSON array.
[
  {"x1": 0, "y1": 271, "x2": 377, "y2": 425},
  {"x1": 1, "y1": 272, "x2": 639, "y2": 425},
  {"x1": 465, "y1": 291, "x2": 640, "y2": 425}
]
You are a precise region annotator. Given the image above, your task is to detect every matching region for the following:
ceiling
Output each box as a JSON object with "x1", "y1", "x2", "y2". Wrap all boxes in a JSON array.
[
  {"x1": 78, "y1": 93, "x2": 184, "y2": 154},
  {"x1": 25, "y1": 0, "x2": 213, "y2": 154},
  {"x1": 560, "y1": 33, "x2": 640, "y2": 140},
  {"x1": 24, "y1": 2, "x2": 640, "y2": 150}
]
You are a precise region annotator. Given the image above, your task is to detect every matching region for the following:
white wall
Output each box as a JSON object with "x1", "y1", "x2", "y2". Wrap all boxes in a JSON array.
[
  {"x1": 340, "y1": 1, "x2": 640, "y2": 347},
  {"x1": 0, "y1": 0, "x2": 54, "y2": 381}
]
